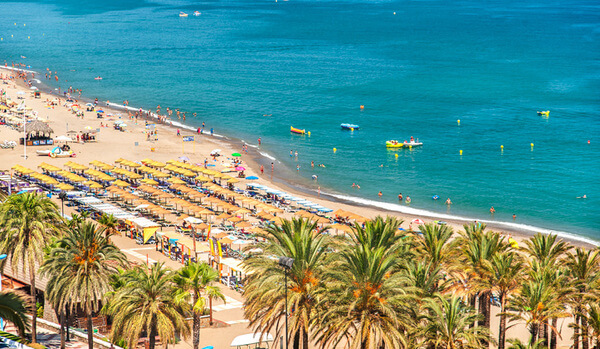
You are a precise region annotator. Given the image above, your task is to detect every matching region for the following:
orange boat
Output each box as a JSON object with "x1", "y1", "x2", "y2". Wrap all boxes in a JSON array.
[{"x1": 290, "y1": 126, "x2": 305, "y2": 135}]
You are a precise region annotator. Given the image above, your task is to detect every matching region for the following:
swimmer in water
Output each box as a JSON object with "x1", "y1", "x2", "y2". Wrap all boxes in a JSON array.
[
  {"x1": 319, "y1": 164, "x2": 326, "y2": 168},
  {"x1": 398, "y1": 193, "x2": 403, "y2": 201},
  {"x1": 378, "y1": 191, "x2": 383, "y2": 198},
  {"x1": 577, "y1": 194, "x2": 587, "y2": 199},
  {"x1": 513, "y1": 214, "x2": 516, "y2": 220},
  {"x1": 490, "y1": 206, "x2": 496, "y2": 215},
  {"x1": 445, "y1": 198, "x2": 452, "y2": 205},
  {"x1": 405, "y1": 196, "x2": 411, "y2": 204}
]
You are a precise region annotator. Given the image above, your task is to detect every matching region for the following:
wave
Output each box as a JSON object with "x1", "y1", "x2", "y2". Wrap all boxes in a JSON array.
[
  {"x1": 259, "y1": 151, "x2": 277, "y2": 161},
  {"x1": 323, "y1": 191, "x2": 600, "y2": 247}
]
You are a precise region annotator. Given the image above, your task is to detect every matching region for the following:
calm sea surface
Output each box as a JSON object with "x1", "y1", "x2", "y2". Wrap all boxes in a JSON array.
[{"x1": 1, "y1": 0, "x2": 599, "y2": 241}]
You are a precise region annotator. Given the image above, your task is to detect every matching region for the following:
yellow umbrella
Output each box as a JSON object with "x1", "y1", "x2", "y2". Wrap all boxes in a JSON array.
[
  {"x1": 142, "y1": 178, "x2": 159, "y2": 185},
  {"x1": 227, "y1": 178, "x2": 240, "y2": 183},
  {"x1": 236, "y1": 221, "x2": 253, "y2": 228},
  {"x1": 113, "y1": 180, "x2": 130, "y2": 188},
  {"x1": 56, "y1": 183, "x2": 74, "y2": 191},
  {"x1": 168, "y1": 177, "x2": 186, "y2": 185}
]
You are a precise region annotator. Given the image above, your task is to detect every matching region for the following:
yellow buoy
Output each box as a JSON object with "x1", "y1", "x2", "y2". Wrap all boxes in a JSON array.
[
  {"x1": 530, "y1": 143, "x2": 534, "y2": 147},
  {"x1": 393, "y1": 12, "x2": 396, "y2": 15},
  {"x1": 457, "y1": 119, "x2": 460, "y2": 125},
  {"x1": 409, "y1": 145, "x2": 412, "y2": 149},
  {"x1": 14, "y1": 23, "x2": 16, "y2": 26},
  {"x1": 350, "y1": 128, "x2": 354, "y2": 131},
  {"x1": 501, "y1": 145, "x2": 504, "y2": 149},
  {"x1": 333, "y1": 147, "x2": 337, "y2": 153},
  {"x1": 24, "y1": 24, "x2": 26, "y2": 26},
  {"x1": 307, "y1": 131, "x2": 311, "y2": 137},
  {"x1": 27, "y1": 36, "x2": 30, "y2": 39},
  {"x1": 460, "y1": 150, "x2": 463, "y2": 155},
  {"x1": 395, "y1": 153, "x2": 398, "y2": 158},
  {"x1": 360, "y1": 105, "x2": 364, "y2": 110}
]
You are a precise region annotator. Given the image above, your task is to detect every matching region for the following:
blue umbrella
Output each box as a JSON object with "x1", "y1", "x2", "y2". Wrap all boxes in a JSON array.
[
  {"x1": 246, "y1": 176, "x2": 259, "y2": 180},
  {"x1": 201, "y1": 346, "x2": 214, "y2": 349}
]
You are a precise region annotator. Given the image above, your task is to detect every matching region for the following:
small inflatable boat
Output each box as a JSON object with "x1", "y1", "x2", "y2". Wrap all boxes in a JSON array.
[
  {"x1": 340, "y1": 123, "x2": 359, "y2": 130},
  {"x1": 537, "y1": 110, "x2": 550, "y2": 116},
  {"x1": 290, "y1": 126, "x2": 306, "y2": 135}
]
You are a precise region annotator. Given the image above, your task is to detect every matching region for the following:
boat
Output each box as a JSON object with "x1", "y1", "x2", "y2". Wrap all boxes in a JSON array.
[
  {"x1": 386, "y1": 140, "x2": 423, "y2": 148},
  {"x1": 386, "y1": 140, "x2": 403, "y2": 148},
  {"x1": 94, "y1": 76, "x2": 102, "y2": 80},
  {"x1": 290, "y1": 126, "x2": 306, "y2": 135},
  {"x1": 537, "y1": 110, "x2": 550, "y2": 116},
  {"x1": 193, "y1": 11, "x2": 201, "y2": 16},
  {"x1": 179, "y1": 12, "x2": 189, "y2": 17},
  {"x1": 340, "y1": 123, "x2": 359, "y2": 131}
]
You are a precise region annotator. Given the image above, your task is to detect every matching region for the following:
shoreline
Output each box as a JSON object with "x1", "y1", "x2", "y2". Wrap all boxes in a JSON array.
[{"x1": 2, "y1": 64, "x2": 598, "y2": 249}]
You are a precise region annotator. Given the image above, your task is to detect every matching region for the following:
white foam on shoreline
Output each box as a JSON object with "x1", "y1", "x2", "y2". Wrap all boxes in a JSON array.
[
  {"x1": 258, "y1": 151, "x2": 277, "y2": 161},
  {"x1": 0, "y1": 66, "x2": 37, "y2": 74},
  {"x1": 324, "y1": 191, "x2": 600, "y2": 247}
]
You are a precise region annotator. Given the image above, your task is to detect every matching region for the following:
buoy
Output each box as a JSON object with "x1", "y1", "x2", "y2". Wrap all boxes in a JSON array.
[
  {"x1": 360, "y1": 105, "x2": 364, "y2": 110},
  {"x1": 24, "y1": 24, "x2": 26, "y2": 26},
  {"x1": 588, "y1": 140, "x2": 590, "y2": 144},
  {"x1": 501, "y1": 145, "x2": 504, "y2": 149},
  {"x1": 27, "y1": 36, "x2": 30, "y2": 39},
  {"x1": 409, "y1": 145, "x2": 412, "y2": 149},
  {"x1": 460, "y1": 150, "x2": 463, "y2": 155},
  {"x1": 393, "y1": 12, "x2": 396, "y2": 15},
  {"x1": 350, "y1": 128, "x2": 354, "y2": 131},
  {"x1": 307, "y1": 131, "x2": 311, "y2": 137},
  {"x1": 333, "y1": 147, "x2": 337, "y2": 153},
  {"x1": 14, "y1": 23, "x2": 16, "y2": 26},
  {"x1": 530, "y1": 143, "x2": 534, "y2": 147},
  {"x1": 395, "y1": 153, "x2": 398, "y2": 158},
  {"x1": 457, "y1": 119, "x2": 460, "y2": 125}
]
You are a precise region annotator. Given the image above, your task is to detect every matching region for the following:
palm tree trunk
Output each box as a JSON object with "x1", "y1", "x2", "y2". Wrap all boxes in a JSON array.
[
  {"x1": 193, "y1": 311, "x2": 200, "y2": 349},
  {"x1": 29, "y1": 267, "x2": 37, "y2": 343},
  {"x1": 498, "y1": 295, "x2": 507, "y2": 349},
  {"x1": 550, "y1": 318, "x2": 557, "y2": 349},
  {"x1": 575, "y1": 314, "x2": 581, "y2": 349},
  {"x1": 539, "y1": 322, "x2": 546, "y2": 347},
  {"x1": 149, "y1": 325, "x2": 157, "y2": 349},
  {"x1": 60, "y1": 311, "x2": 66, "y2": 349},
  {"x1": 209, "y1": 297, "x2": 213, "y2": 326},
  {"x1": 530, "y1": 323, "x2": 539, "y2": 346},
  {"x1": 293, "y1": 331, "x2": 300, "y2": 349},
  {"x1": 87, "y1": 309, "x2": 94, "y2": 349},
  {"x1": 583, "y1": 315, "x2": 589, "y2": 349},
  {"x1": 302, "y1": 328, "x2": 309, "y2": 349},
  {"x1": 478, "y1": 292, "x2": 490, "y2": 347}
]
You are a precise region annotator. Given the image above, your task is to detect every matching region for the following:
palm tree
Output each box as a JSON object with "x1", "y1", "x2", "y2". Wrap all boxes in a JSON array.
[
  {"x1": 97, "y1": 213, "x2": 119, "y2": 238},
  {"x1": 0, "y1": 291, "x2": 30, "y2": 337},
  {"x1": 415, "y1": 223, "x2": 456, "y2": 269},
  {"x1": 314, "y1": 242, "x2": 408, "y2": 348},
  {"x1": 458, "y1": 225, "x2": 507, "y2": 342},
  {"x1": 508, "y1": 279, "x2": 569, "y2": 345},
  {"x1": 507, "y1": 338, "x2": 546, "y2": 349},
  {"x1": 0, "y1": 192, "x2": 61, "y2": 343},
  {"x1": 582, "y1": 305, "x2": 600, "y2": 347},
  {"x1": 243, "y1": 218, "x2": 330, "y2": 349},
  {"x1": 421, "y1": 295, "x2": 491, "y2": 349},
  {"x1": 488, "y1": 250, "x2": 524, "y2": 349},
  {"x1": 522, "y1": 233, "x2": 571, "y2": 348},
  {"x1": 105, "y1": 263, "x2": 190, "y2": 349},
  {"x1": 40, "y1": 221, "x2": 128, "y2": 349},
  {"x1": 565, "y1": 248, "x2": 600, "y2": 349},
  {"x1": 173, "y1": 262, "x2": 225, "y2": 349}
]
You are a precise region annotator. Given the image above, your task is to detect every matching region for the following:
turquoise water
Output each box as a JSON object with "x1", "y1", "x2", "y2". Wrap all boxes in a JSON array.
[{"x1": 1, "y1": 0, "x2": 599, "y2": 241}]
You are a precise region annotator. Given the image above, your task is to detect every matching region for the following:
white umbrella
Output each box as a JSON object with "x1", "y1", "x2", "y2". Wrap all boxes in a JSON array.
[
  {"x1": 134, "y1": 204, "x2": 149, "y2": 210},
  {"x1": 184, "y1": 217, "x2": 203, "y2": 224},
  {"x1": 30, "y1": 86, "x2": 38, "y2": 90},
  {"x1": 411, "y1": 218, "x2": 425, "y2": 225},
  {"x1": 210, "y1": 149, "x2": 221, "y2": 155},
  {"x1": 54, "y1": 135, "x2": 72, "y2": 142}
]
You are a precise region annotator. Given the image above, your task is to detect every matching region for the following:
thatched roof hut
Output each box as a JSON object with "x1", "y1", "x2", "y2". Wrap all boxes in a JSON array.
[{"x1": 20, "y1": 120, "x2": 54, "y2": 136}]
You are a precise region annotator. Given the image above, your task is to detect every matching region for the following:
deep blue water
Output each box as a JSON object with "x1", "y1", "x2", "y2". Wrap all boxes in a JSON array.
[{"x1": 1, "y1": 0, "x2": 599, "y2": 241}]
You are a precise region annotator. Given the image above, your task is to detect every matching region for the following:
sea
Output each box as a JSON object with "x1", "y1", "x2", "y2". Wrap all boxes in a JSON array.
[{"x1": 1, "y1": 0, "x2": 599, "y2": 243}]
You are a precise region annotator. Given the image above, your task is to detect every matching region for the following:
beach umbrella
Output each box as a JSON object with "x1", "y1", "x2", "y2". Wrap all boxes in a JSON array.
[
  {"x1": 54, "y1": 135, "x2": 72, "y2": 142},
  {"x1": 411, "y1": 218, "x2": 425, "y2": 225},
  {"x1": 179, "y1": 156, "x2": 190, "y2": 162},
  {"x1": 227, "y1": 178, "x2": 240, "y2": 184},
  {"x1": 141, "y1": 178, "x2": 159, "y2": 185},
  {"x1": 113, "y1": 180, "x2": 130, "y2": 188},
  {"x1": 184, "y1": 217, "x2": 203, "y2": 224},
  {"x1": 235, "y1": 166, "x2": 246, "y2": 171},
  {"x1": 246, "y1": 176, "x2": 259, "y2": 180},
  {"x1": 134, "y1": 204, "x2": 149, "y2": 210},
  {"x1": 228, "y1": 216, "x2": 243, "y2": 223},
  {"x1": 210, "y1": 149, "x2": 221, "y2": 155},
  {"x1": 86, "y1": 103, "x2": 94, "y2": 106},
  {"x1": 231, "y1": 153, "x2": 241, "y2": 157},
  {"x1": 30, "y1": 86, "x2": 38, "y2": 90},
  {"x1": 218, "y1": 237, "x2": 234, "y2": 245},
  {"x1": 236, "y1": 221, "x2": 252, "y2": 228}
]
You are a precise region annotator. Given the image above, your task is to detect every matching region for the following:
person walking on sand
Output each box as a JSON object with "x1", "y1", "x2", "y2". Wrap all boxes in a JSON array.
[
  {"x1": 271, "y1": 162, "x2": 274, "y2": 172},
  {"x1": 177, "y1": 129, "x2": 180, "y2": 137},
  {"x1": 260, "y1": 165, "x2": 264, "y2": 174},
  {"x1": 490, "y1": 206, "x2": 495, "y2": 215}
]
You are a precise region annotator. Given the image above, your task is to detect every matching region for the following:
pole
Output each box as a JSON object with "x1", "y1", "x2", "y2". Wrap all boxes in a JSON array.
[
  {"x1": 0, "y1": 254, "x2": 6, "y2": 331},
  {"x1": 22, "y1": 114, "x2": 27, "y2": 159},
  {"x1": 284, "y1": 269, "x2": 288, "y2": 349}
]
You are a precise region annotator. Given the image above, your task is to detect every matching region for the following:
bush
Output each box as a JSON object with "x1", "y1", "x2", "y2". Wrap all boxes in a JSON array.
[
  {"x1": 35, "y1": 302, "x2": 43, "y2": 318},
  {"x1": 28, "y1": 343, "x2": 47, "y2": 349}
]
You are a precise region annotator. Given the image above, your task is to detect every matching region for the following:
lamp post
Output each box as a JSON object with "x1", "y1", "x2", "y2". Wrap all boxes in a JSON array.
[
  {"x1": 278, "y1": 256, "x2": 294, "y2": 349},
  {"x1": 0, "y1": 253, "x2": 7, "y2": 331}
]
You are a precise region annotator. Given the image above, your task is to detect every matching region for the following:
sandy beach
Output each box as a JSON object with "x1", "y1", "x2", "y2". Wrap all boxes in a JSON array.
[
  {"x1": 0, "y1": 66, "x2": 589, "y2": 348},
  {"x1": 2, "y1": 67, "x2": 595, "y2": 250}
]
